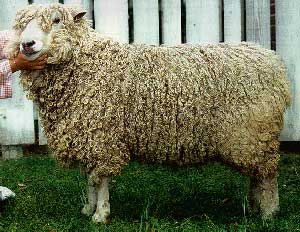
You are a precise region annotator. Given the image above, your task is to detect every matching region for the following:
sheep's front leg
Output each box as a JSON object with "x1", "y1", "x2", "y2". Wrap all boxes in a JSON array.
[
  {"x1": 81, "y1": 176, "x2": 97, "y2": 216},
  {"x1": 92, "y1": 177, "x2": 110, "y2": 223},
  {"x1": 249, "y1": 175, "x2": 279, "y2": 219}
]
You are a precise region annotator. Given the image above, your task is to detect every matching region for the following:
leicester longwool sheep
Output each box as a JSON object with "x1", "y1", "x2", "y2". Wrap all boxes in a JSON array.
[{"x1": 6, "y1": 3, "x2": 290, "y2": 223}]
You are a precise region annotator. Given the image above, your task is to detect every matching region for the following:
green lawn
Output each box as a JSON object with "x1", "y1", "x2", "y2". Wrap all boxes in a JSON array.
[{"x1": 0, "y1": 152, "x2": 299, "y2": 232}]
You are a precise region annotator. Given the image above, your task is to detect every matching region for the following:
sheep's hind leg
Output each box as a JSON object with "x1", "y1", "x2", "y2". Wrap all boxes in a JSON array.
[
  {"x1": 82, "y1": 177, "x2": 97, "y2": 216},
  {"x1": 249, "y1": 175, "x2": 279, "y2": 219},
  {"x1": 92, "y1": 177, "x2": 110, "y2": 224}
]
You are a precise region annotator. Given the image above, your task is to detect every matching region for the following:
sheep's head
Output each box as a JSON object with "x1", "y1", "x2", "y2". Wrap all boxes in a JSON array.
[{"x1": 7, "y1": 3, "x2": 88, "y2": 64}]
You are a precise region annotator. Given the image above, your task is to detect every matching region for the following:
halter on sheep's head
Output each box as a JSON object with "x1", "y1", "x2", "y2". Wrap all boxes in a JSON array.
[{"x1": 8, "y1": 3, "x2": 88, "y2": 64}]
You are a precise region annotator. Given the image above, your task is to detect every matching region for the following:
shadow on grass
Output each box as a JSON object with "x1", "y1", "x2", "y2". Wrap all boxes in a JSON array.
[{"x1": 110, "y1": 161, "x2": 248, "y2": 223}]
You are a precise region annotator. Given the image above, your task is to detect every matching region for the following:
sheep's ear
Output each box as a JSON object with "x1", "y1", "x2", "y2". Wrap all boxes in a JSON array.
[
  {"x1": 67, "y1": 5, "x2": 86, "y2": 21},
  {"x1": 73, "y1": 10, "x2": 87, "y2": 22}
]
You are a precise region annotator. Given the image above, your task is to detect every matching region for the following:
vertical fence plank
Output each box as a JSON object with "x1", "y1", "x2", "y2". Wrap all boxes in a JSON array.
[
  {"x1": 161, "y1": 0, "x2": 181, "y2": 45},
  {"x1": 0, "y1": 0, "x2": 28, "y2": 28},
  {"x1": 63, "y1": 0, "x2": 94, "y2": 21},
  {"x1": 94, "y1": 0, "x2": 129, "y2": 43},
  {"x1": 185, "y1": 0, "x2": 220, "y2": 44},
  {"x1": 277, "y1": 0, "x2": 300, "y2": 141},
  {"x1": 245, "y1": 0, "x2": 270, "y2": 48},
  {"x1": 0, "y1": 0, "x2": 33, "y2": 159},
  {"x1": 133, "y1": 0, "x2": 159, "y2": 45},
  {"x1": 224, "y1": 0, "x2": 242, "y2": 42}
]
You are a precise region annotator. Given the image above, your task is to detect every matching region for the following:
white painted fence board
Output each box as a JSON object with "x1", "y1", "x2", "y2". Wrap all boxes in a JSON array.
[
  {"x1": 185, "y1": 0, "x2": 220, "y2": 44},
  {"x1": 0, "y1": 101, "x2": 34, "y2": 145},
  {"x1": 133, "y1": 0, "x2": 159, "y2": 45},
  {"x1": 0, "y1": 0, "x2": 33, "y2": 158},
  {"x1": 161, "y1": 0, "x2": 181, "y2": 45},
  {"x1": 224, "y1": 0, "x2": 242, "y2": 43},
  {"x1": 0, "y1": 0, "x2": 28, "y2": 29},
  {"x1": 94, "y1": 0, "x2": 129, "y2": 43},
  {"x1": 64, "y1": 0, "x2": 94, "y2": 21},
  {"x1": 245, "y1": 0, "x2": 270, "y2": 49},
  {"x1": 277, "y1": 0, "x2": 300, "y2": 141}
]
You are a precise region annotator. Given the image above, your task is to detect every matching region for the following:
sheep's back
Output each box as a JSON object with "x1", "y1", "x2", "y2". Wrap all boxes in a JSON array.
[{"x1": 94, "y1": 42, "x2": 290, "y2": 166}]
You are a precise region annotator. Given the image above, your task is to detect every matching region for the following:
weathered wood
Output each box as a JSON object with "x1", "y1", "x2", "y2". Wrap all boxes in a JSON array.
[
  {"x1": 245, "y1": 0, "x2": 270, "y2": 48},
  {"x1": 1, "y1": 145, "x2": 23, "y2": 160},
  {"x1": 63, "y1": 0, "x2": 94, "y2": 21},
  {"x1": 0, "y1": 0, "x2": 27, "y2": 28},
  {"x1": 0, "y1": 103, "x2": 35, "y2": 145},
  {"x1": 94, "y1": 0, "x2": 129, "y2": 43},
  {"x1": 277, "y1": 0, "x2": 300, "y2": 141},
  {"x1": 185, "y1": 0, "x2": 220, "y2": 44},
  {"x1": 224, "y1": 0, "x2": 242, "y2": 42},
  {"x1": 133, "y1": 0, "x2": 159, "y2": 45},
  {"x1": 161, "y1": 0, "x2": 181, "y2": 45},
  {"x1": 0, "y1": 0, "x2": 33, "y2": 159}
]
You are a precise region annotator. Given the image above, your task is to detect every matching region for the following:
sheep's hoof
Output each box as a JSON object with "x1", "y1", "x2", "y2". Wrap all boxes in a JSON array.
[
  {"x1": 261, "y1": 207, "x2": 279, "y2": 221},
  {"x1": 92, "y1": 212, "x2": 110, "y2": 224},
  {"x1": 81, "y1": 204, "x2": 96, "y2": 216}
]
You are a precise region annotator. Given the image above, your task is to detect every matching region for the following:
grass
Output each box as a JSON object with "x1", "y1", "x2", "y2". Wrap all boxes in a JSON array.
[{"x1": 0, "y1": 152, "x2": 299, "y2": 231}]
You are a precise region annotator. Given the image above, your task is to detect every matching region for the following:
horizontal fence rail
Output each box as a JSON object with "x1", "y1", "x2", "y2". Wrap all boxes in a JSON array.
[{"x1": 0, "y1": 0, "x2": 299, "y2": 159}]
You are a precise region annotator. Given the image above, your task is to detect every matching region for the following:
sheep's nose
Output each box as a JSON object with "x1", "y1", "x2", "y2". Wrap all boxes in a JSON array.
[{"x1": 22, "y1": 40, "x2": 36, "y2": 49}]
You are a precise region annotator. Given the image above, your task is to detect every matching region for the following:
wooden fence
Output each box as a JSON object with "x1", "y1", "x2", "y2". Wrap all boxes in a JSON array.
[{"x1": 0, "y1": 0, "x2": 299, "y2": 159}]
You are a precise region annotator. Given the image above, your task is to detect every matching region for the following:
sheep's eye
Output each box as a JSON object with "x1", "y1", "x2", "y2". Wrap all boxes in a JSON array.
[{"x1": 53, "y1": 17, "x2": 60, "y2": 24}]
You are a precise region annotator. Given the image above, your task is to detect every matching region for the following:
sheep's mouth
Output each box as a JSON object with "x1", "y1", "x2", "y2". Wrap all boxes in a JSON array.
[
  {"x1": 21, "y1": 49, "x2": 43, "y2": 61},
  {"x1": 22, "y1": 50, "x2": 40, "y2": 56},
  {"x1": 20, "y1": 40, "x2": 45, "y2": 60}
]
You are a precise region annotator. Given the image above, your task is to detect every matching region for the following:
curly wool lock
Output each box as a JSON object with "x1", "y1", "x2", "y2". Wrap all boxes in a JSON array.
[{"x1": 8, "y1": 4, "x2": 290, "y2": 183}]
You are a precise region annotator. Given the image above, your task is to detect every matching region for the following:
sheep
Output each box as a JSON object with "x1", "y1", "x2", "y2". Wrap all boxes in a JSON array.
[{"x1": 6, "y1": 3, "x2": 290, "y2": 223}]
